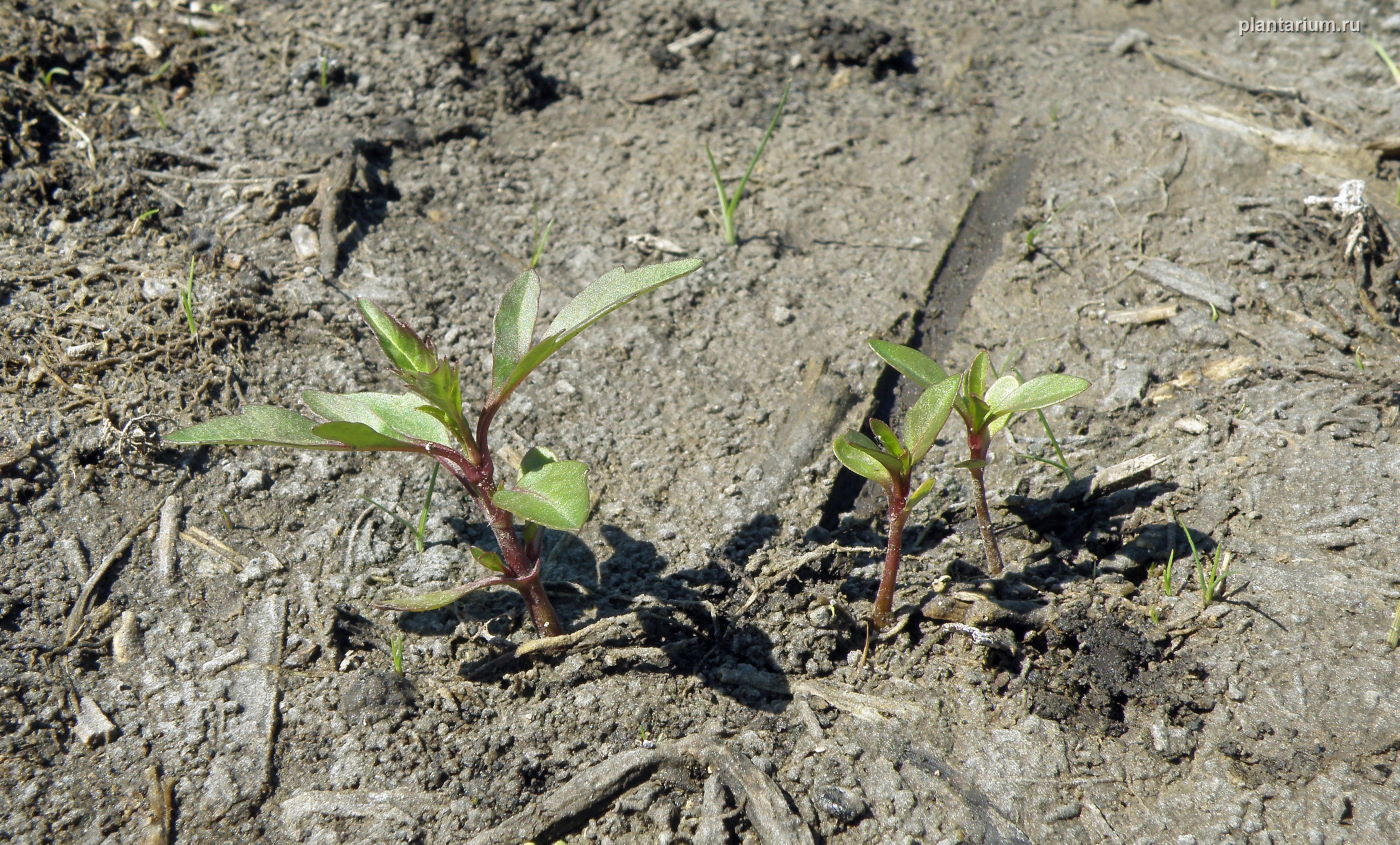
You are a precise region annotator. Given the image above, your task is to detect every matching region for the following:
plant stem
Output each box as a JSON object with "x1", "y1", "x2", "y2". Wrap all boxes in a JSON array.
[
  {"x1": 873, "y1": 481, "x2": 910, "y2": 629},
  {"x1": 966, "y1": 430, "x2": 1004, "y2": 575}
]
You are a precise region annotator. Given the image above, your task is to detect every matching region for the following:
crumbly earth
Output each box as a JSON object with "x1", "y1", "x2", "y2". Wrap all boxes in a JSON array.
[{"x1": 3, "y1": 1, "x2": 1399, "y2": 842}]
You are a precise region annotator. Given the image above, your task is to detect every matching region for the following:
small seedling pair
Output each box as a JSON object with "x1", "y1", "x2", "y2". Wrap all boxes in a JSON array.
[
  {"x1": 167, "y1": 259, "x2": 702, "y2": 637},
  {"x1": 706, "y1": 82, "x2": 790, "y2": 245},
  {"x1": 834, "y1": 341, "x2": 1088, "y2": 627}
]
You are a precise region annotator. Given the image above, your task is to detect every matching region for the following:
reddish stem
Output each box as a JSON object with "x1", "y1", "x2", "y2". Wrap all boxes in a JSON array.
[
  {"x1": 872, "y1": 479, "x2": 909, "y2": 630},
  {"x1": 966, "y1": 429, "x2": 1004, "y2": 576}
]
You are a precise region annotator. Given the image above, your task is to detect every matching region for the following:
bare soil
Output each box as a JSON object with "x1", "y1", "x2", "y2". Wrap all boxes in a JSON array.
[{"x1": 3, "y1": 1, "x2": 1399, "y2": 843}]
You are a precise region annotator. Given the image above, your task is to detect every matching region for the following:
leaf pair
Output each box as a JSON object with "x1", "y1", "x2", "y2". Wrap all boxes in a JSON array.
[
  {"x1": 164, "y1": 391, "x2": 452, "y2": 452},
  {"x1": 869, "y1": 341, "x2": 1089, "y2": 436},
  {"x1": 832, "y1": 369, "x2": 960, "y2": 500}
]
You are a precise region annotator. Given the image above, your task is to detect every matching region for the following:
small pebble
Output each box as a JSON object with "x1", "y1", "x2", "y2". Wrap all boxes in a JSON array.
[
  {"x1": 289, "y1": 224, "x2": 319, "y2": 260},
  {"x1": 1175, "y1": 417, "x2": 1209, "y2": 435}
]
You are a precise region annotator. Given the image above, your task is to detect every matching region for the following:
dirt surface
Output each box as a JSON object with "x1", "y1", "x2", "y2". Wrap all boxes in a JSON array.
[{"x1": 4, "y1": 1, "x2": 1400, "y2": 842}]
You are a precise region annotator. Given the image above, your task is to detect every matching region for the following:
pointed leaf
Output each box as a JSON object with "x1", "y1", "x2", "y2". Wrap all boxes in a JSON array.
[
  {"x1": 302, "y1": 390, "x2": 453, "y2": 445},
  {"x1": 373, "y1": 578, "x2": 502, "y2": 613},
  {"x1": 868, "y1": 339, "x2": 949, "y2": 388},
  {"x1": 833, "y1": 432, "x2": 895, "y2": 486},
  {"x1": 357, "y1": 300, "x2": 436, "y2": 373},
  {"x1": 491, "y1": 460, "x2": 590, "y2": 532},
  {"x1": 311, "y1": 421, "x2": 415, "y2": 449},
  {"x1": 492, "y1": 270, "x2": 540, "y2": 391},
  {"x1": 399, "y1": 363, "x2": 465, "y2": 430},
  {"x1": 546, "y1": 259, "x2": 702, "y2": 337},
  {"x1": 470, "y1": 545, "x2": 506, "y2": 573},
  {"x1": 165, "y1": 405, "x2": 345, "y2": 449},
  {"x1": 967, "y1": 351, "x2": 991, "y2": 398},
  {"x1": 903, "y1": 375, "x2": 960, "y2": 464},
  {"x1": 992, "y1": 374, "x2": 1091, "y2": 414},
  {"x1": 493, "y1": 259, "x2": 703, "y2": 404},
  {"x1": 868, "y1": 419, "x2": 906, "y2": 459},
  {"x1": 906, "y1": 477, "x2": 937, "y2": 511}
]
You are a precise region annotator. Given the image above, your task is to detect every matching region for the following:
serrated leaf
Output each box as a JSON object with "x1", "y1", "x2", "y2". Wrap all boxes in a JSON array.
[
  {"x1": 868, "y1": 339, "x2": 949, "y2": 388},
  {"x1": 833, "y1": 432, "x2": 895, "y2": 486},
  {"x1": 302, "y1": 390, "x2": 453, "y2": 445},
  {"x1": 492, "y1": 270, "x2": 540, "y2": 391},
  {"x1": 470, "y1": 545, "x2": 506, "y2": 573},
  {"x1": 903, "y1": 375, "x2": 960, "y2": 464},
  {"x1": 868, "y1": 419, "x2": 906, "y2": 459},
  {"x1": 967, "y1": 351, "x2": 991, "y2": 398},
  {"x1": 491, "y1": 260, "x2": 702, "y2": 405},
  {"x1": 165, "y1": 405, "x2": 344, "y2": 449},
  {"x1": 491, "y1": 460, "x2": 590, "y2": 532},
  {"x1": 357, "y1": 300, "x2": 436, "y2": 373},
  {"x1": 906, "y1": 476, "x2": 937, "y2": 511},
  {"x1": 992, "y1": 374, "x2": 1091, "y2": 414}
]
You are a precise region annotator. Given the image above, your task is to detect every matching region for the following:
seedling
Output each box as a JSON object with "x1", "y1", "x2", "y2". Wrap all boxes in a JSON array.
[
  {"x1": 1178, "y1": 515, "x2": 1231, "y2": 608},
  {"x1": 1159, "y1": 548, "x2": 1178, "y2": 597},
  {"x1": 389, "y1": 632, "x2": 405, "y2": 675},
  {"x1": 1387, "y1": 598, "x2": 1400, "y2": 650},
  {"x1": 166, "y1": 258, "x2": 702, "y2": 637},
  {"x1": 528, "y1": 217, "x2": 554, "y2": 270},
  {"x1": 181, "y1": 256, "x2": 198, "y2": 337},
  {"x1": 1369, "y1": 37, "x2": 1400, "y2": 89},
  {"x1": 359, "y1": 462, "x2": 438, "y2": 553},
  {"x1": 832, "y1": 342, "x2": 960, "y2": 629},
  {"x1": 40, "y1": 67, "x2": 70, "y2": 88},
  {"x1": 869, "y1": 344, "x2": 1089, "y2": 575},
  {"x1": 318, "y1": 55, "x2": 331, "y2": 91},
  {"x1": 706, "y1": 81, "x2": 790, "y2": 245}
]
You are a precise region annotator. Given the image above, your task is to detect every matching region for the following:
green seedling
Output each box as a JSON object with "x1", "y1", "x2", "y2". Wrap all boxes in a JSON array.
[
  {"x1": 360, "y1": 462, "x2": 439, "y2": 553},
  {"x1": 1387, "y1": 598, "x2": 1400, "y2": 650},
  {"x1": 41, "y1": 67, "x2": 70, "y2": 88},
  {"x1": 1369, "y1": 37, "x2": 1400, "y2": 89},
  {"x1": 181, "y1": 256, "x2": 198, "y2": 337},
  {"x1": 166, "y1": 258, "x2": 702, "y2": 637},
  {"x1": 528, "y1": 217, "x2": 554, "y2": 270},
  {"x1": 870, "y1": 344, "x2": 1089, "y2": 575},
  {"x1": 833, "y1": 342, "x2": 960, "y2": 629},
  {"x1": 318, "y1": 55, "x2": 331, "y2": 91},
  {"x1": 1177, "y1": 515, "x2": 1231, "y2": 608},
  {"x1": 706, "y1": 81, "x2": 790, "y2": 245},
  {"x1": 390, "y1": 632, "x2": 405, "y2": 675},
  {"x1": 1159, "y1": 548, "x2": 1177, "y2": 597}
]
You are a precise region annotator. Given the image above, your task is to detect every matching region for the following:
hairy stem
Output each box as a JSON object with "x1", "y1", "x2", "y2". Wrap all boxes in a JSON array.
[{"x1": 873, "y1": 480, "x2": 910, "y2": 629}]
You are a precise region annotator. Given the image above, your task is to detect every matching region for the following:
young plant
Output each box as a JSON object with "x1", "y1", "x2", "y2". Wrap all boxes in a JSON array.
[
  {"x1": 359, "y1": 462, "x2": 438, "y2": 553},
  {"x1": 705, "y1": 81, "x2": 790, "y2": 245},
  {"x1": 528, "y1": 216, "x2": 554, "y2": 270},
  {"x1": 166, "y1": 259, "x2": 702, "y2": 637},
  {"x1": 832, "y1": 345, "x2": 960, "y2": 629},
  {"x1": 1178, "y1": 515, "x2": 1232, "y2": 609},
  {"x1": 181, "y1": 256, "x2": 198, "y2": 337},
  {"x1": 869, "y1": 344, "x2": 1089, "y2": 575}
]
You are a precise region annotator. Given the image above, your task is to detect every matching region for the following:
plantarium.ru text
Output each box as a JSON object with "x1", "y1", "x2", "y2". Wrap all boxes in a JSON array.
[{"x1": 166, "y1": 259, "x2": 702, "y2": 637}]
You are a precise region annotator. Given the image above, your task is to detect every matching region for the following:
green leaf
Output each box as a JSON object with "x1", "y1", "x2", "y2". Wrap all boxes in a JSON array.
[
  {"x1": 992, "y1": 374, "x2": 1090, "y2": 414},
  {"x1": 311, "y1": 421, "x2": 415, "y2": 449},
  {"x1": 493, "y1": 259, "x2": 703, "y2": 404},
  {"x1": 967, "y1": 351, "x2": 991, "y2": 398},
  {"x1": 832, "y1": 432, "x2": 895, "y2": 486},
  {"x1": 492, "y1": 270, "x2": 540, "y2": 392},
  {"x1": 165, "y1": 405, "x2": 345, "y2": 449},
  {"x1": 519, "y1": 445, "x2": 559, "y2": 475},
  {"x1": 301, "y1": 391, "x2": 453, "y2": 445},
  {"x1": 491, "y1": 460, "x2": 590, "y2": 532},
  {"x1": 374, "y1": 583, "x2": 493, "y2": 613},
  {"x1": 398, "y1": 363, "x2": 465, "y2": 434},
  {"x1": 357, "y1": 300, "x2": 436, "y2": 373},
  {"x1": 903, "y1": 375, "x2": 960, "y2": 464},
  {"x1": 983, "y1": 374, "x2": 1019, "y2": 410},
  {"x1": 868, "y1": 419, "x2": 906, "y2": 460},
  {"x1": 470, "y1": 545, "x2": 506, "y2": 573},
  {"x1": 868, "y1": 339, "x2": 949, "y2": 388},
  {"x1": 546, "y1": 259, "x2": 702, "y2": 338},
  {"x1": 906, "y1": 477, "x2": 937, "y2": 511}
]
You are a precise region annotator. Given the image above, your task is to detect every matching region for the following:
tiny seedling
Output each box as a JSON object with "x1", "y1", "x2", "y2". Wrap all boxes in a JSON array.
[
  {"x1": 1369, "y1": 37, "x2": 1400, "y2": 89},
  {"x1": 1177, "y1": 515, "x2": 1231, "y2": 609},
  {"x1": 40, "y1": 67, "x2": 70, "y2": 88},
  {"x1": 360, "y1": 462, "x2": 439, "y2": 553},
  {"x1": 869, "y1": 344, "x2": 1089, "y2": 575},
  {"x1": 1387, "y1": 599, "x2": 1400, "y2": 650},
  {"x1": 318, "y1": 55, "x2": 331, "y2": 91},
  {"x1": 389, "y1": 632, "x2": 405, "y2": 675},
  {"x1": 706, "y1": 81, "x2": 790, "y2": 245},
  {"x1": 167, "y1": 258, "x2": 702, "y2": 637},
  {"x1": 832, "y1": 341, "x2": 960, "y2": 629},
  {"x1": 528, "y1": 217, "x2": 554, "y2": 270},
  {"x1": 1159, "y1": 548, "x2": 1177, "y2": 597},
  {"x1": 181, "y1": 256, "x2": 198, "y2": 337}
]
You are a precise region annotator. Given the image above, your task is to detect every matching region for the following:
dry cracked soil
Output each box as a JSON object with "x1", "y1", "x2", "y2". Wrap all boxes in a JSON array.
[{"x1": 3, "y1": 1, "x2": 1400, "y2": 843}]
